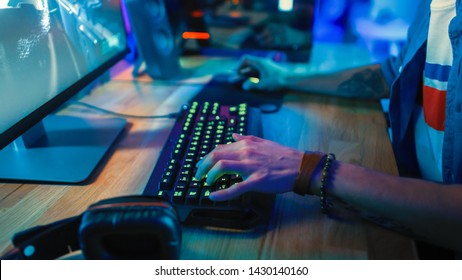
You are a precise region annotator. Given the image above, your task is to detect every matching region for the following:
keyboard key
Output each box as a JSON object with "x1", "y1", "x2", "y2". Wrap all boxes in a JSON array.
[
  {"x1": 175, "y1": 182, "x2": 187, "y2": 190},
  {"x1": 159, "y1": 177, "x2": 173, "y2": 190},
  {"x1": 155, "y1": 190, "x2": 170, "y2": 200},
  {"x1": 186, "y1": 188, "x2": 200, "y2": 205},
  {"x1": 215, "y1": 175, "x2": 229, "y2": 190},
  {"x1": 173, "y1": 190, "x2": 185, "y2": 204},
  {"x1": 230, "y1": 174, "x2": 243, "y2": 185},
  {"x1": 172, "y1": 148, "x2": 184, "y2": 159},
  {"x1": 189, "y1": 179, "x2": 201, "y2": 188},
  {"x1": 179, "y1": 168, "x2": 192, "y2": 177},
  {"x1": 200, "y1": 189, "x2": 214, "y2": 206},
  {"x1": 166, "y1": 162, "x2": 178, "y2": 173}
]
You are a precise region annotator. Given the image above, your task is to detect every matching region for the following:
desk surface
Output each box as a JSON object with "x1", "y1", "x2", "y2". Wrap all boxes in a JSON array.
[{"x1": 0, "y1": 47, "x2": 417, "y2": 259}]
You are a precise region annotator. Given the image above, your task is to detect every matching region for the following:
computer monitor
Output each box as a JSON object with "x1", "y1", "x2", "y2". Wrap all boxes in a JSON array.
[
  {"x1": 0, "y1": 0, "x2": 129, "y2": 183},
  {"x1": 175, "y1": 0, "x2": 315, "y2": 62}
]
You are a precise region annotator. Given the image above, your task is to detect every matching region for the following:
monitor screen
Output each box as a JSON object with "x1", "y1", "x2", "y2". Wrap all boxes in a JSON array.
[
  {"x1": 173, "y1": 0, "x2": 315, "y2": 62},
  {"x1": 0, "y1": 0, "x2": 129, "y2": 183}
]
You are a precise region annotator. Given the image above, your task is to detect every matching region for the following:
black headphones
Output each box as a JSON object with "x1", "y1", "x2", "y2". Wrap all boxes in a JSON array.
[{"x1": 1, "y1": 196, "x2": 182, "y2": 260}]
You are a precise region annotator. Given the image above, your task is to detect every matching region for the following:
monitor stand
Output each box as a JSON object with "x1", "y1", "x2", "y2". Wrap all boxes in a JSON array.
[{"x1": 0, "y1": 115, "x2": 126, "y2": 183}]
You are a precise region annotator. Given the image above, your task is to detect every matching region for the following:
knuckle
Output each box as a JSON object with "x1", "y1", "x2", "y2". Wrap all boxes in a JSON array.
[
  {"x1": 208, "y1": 152, "x2": 217, "y2": 161},
  {"x1": 216, "y1": 160, "x2": 229, "y2": 170},
  {"x1": 242, "y1": 146, "x2": 258, "y2": 157},
  {"x1": 242, "y1": 138, "x2": 253, "y2": 145},
  {"x1": 247, "y1": 135, "x2": 259, "y2": 141},
  {"x1": 242, "y1": 148, "x2": 253, "y2": 157},
  {"x1": 209, "y1": 151, "x2": 221, "y2": 162},
  {"x1": 215, "y1": 144, "x2": 226, "y2": 150}
]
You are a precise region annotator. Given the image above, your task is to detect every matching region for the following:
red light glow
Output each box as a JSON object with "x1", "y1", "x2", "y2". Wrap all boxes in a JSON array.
[{"x1": 182, "y1": 32, "x2": 210, "y2": 40}]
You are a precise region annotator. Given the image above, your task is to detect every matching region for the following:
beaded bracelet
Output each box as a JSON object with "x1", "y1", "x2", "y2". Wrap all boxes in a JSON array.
[{"x1": 319, "y1": 153, "x2": 336, "y2": 214}]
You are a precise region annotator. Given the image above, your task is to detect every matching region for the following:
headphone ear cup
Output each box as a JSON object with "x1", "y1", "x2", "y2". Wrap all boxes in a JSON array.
[{"x1": 79, "y1": 196, "x2": 181, "y2": 260}]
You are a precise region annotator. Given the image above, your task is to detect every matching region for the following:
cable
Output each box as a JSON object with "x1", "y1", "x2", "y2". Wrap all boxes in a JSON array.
[{"x1": 72, "y1": 101, "x2": 183, "y2": 119}]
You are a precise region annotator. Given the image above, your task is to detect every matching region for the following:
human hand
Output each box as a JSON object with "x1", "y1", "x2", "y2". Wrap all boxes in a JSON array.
[
  {"x1": 229, "y1": 55, "x2": 288, "y2": 91},
  {"x1": 194, "y1": 134, "x2": 304, "y2": 201}
]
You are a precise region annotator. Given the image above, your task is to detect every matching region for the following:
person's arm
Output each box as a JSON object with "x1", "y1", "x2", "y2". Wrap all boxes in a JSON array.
[
  {"x1": 195, "y1": 134, "x2": 462, "y2": 252},
  {"x1": 284, "y1": 64, "x2": 390, "y2": 99},
  {"x1": 310, "y1": 160, "x2": 462, "y2": 252},
  {"x1": 235, "y1": 56, "x2": 390, "y2": 99}
]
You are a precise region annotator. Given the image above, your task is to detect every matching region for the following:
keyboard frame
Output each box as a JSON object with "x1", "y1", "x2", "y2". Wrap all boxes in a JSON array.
[{"x1": 143, "y1": 103, "x2": 275, "y2": 230}]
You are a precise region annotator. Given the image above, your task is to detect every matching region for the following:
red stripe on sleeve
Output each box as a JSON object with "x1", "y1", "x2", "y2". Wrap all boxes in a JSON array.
[{"x1": 422, "y1": 85, "x2": 446, "y2": 131}]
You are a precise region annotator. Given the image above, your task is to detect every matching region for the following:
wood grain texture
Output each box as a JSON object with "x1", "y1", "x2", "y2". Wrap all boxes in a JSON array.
[{"x1": 0, "y1": 57, "x2": 417, "y2": 259}]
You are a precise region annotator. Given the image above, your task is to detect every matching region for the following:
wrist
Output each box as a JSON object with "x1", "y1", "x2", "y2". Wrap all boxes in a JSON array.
[
  {"x1": 276, "y1": 69, "x2": 293, "y2": 90},
  {"x1": 309, "y1": 158, "x2": 324, "y2": 197},
  {"x1": 293, "y1": 151, "x2": 326, "y2": 196}
]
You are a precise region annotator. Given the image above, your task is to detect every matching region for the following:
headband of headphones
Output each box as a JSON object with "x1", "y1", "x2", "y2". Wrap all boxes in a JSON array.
[{"x1": 2, "y1": 195, "x2": 182, "y2": 260}]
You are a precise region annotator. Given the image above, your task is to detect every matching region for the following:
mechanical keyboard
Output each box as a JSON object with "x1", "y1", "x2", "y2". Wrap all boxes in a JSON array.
[{"x1": 143, "y1": 101, "x2": 275, "y2": 229}]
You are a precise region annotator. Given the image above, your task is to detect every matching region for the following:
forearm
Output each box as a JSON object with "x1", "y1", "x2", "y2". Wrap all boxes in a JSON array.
[
  {"x1": 283, "y1": 64, "x2": 390, "y2": 99},
  {"x1": 310, "y1": 160, "x2": 462, "y2": 251}
]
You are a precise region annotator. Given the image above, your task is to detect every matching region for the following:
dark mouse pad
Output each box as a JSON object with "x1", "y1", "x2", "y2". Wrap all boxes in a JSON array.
[{"x1": 191, "y1": 74, "x2": 285, "y2": 113}]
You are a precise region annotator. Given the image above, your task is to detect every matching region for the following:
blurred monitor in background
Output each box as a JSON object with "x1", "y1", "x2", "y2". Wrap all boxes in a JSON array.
[
  {"x1": 0, "y1": 0, "x2": 128, "y2": 183},
  {"x1": 169, "y1": 0, "x2": 315, "y2": 62}
]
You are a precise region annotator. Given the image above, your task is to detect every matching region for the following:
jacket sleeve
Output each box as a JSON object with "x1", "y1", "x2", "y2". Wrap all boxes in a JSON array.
[{"x1": 380, "y1": 0, "x2": 431, "y2": 88}]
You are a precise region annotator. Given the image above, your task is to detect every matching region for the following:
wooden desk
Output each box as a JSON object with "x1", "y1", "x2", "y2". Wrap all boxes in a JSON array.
[{"x1": 0, "y1": 53, "x2": 417, "y2": 259}]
